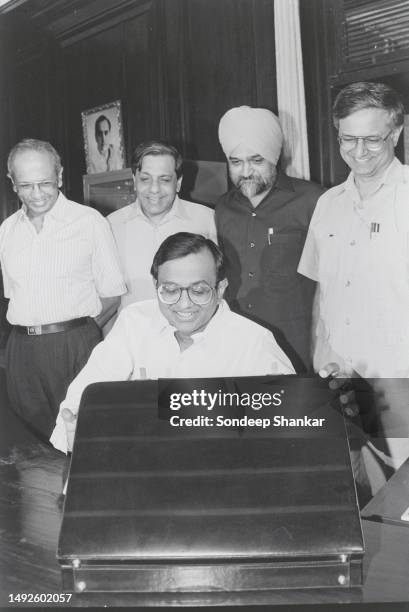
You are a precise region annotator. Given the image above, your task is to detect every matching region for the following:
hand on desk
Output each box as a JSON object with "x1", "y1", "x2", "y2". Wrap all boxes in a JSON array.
[
  {"x1": 319, "y1": 365, "x2": 409, "y2": 443},
  {"x1": 319, "y1": 362, "x2": 360, "y2": 418}
]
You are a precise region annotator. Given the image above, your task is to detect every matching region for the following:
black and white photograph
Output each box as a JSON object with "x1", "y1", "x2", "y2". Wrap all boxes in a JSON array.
[
  {"x1": 81, "y1": 100, "x2": 126, "y2": 174},
  {"x1": 0, "y1": 1, "x2": 408, "y2": 612}
]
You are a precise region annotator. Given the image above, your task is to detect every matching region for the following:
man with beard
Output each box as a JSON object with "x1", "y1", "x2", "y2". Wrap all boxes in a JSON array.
[{"x1": 215, "y1": 106, "x2": 324, "y2": 372}]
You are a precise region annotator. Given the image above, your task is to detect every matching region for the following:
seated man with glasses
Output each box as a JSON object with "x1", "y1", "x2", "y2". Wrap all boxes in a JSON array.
[
  {"x1": 50, "y1": 232, "x2": 295, "y2": 453},
  {"x1": 298, "y1": 81, "x2": 409, "y2": 488},
  {"x1": 1, "y1": 139, "x2": 126, "y2": 441}
]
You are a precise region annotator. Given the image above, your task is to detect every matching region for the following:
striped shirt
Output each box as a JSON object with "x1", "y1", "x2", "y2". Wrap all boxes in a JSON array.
[{"x1": 0, "y1": 193, "x2": 126, "y2": 325}]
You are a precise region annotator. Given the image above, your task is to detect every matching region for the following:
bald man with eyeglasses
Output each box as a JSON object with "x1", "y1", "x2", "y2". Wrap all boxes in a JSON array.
[
  {"x1": 50, "y1": 232, "x2": 295, "y2": 454},
  {"x1": 298, "y1": 81, "x2": 409, "y2": 486},
  {"x1": 1, "y1": 139, "x2": 126, "y2": 441}
]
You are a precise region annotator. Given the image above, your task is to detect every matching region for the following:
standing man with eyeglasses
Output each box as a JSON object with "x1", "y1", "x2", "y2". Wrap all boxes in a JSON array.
[
  {"x1": 50, "y1": 232, "x2": 294, "y2": 453},
  {"x1": 1, "y1": 139, "x2": 126, "y2": 441},
  {"x1": 298, "y1": 81, "x2": 409, "y2": 481}
]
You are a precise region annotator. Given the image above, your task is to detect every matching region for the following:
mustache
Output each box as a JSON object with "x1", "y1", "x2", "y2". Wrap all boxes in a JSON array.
[
  {"x1": 237, "y1": 176, "x2": 257, "y2": 183},
  {"x1": 235, "y1": 174, "x2": 274, "y2": 199},
  {"x1": 237, "y1": 176, "x2": 268, "y2": 189}
]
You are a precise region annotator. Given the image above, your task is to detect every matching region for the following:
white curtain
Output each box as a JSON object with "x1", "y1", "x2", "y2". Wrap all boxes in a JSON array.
[{"x1": 274, "y1": 0, "x2": 310, "y2": 179}]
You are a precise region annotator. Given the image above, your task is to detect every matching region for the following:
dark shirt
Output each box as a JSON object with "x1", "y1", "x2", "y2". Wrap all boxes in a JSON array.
[{"x1": 215, "y1": 172, "x2": 325, "y2": 372}]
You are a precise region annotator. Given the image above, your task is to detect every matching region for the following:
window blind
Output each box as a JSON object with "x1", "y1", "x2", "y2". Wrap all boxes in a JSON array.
[{"x1": 343, "y1": 0, "x2": 409, "y2": 66}]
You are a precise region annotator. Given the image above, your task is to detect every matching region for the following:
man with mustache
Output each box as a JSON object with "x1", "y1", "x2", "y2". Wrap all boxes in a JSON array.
[
  {"x1": 108, "y1": 140, "x2": 217, "y2": 310},
  {"x1": 215, "y1": 106, "x2": 324, "y2": 372}
]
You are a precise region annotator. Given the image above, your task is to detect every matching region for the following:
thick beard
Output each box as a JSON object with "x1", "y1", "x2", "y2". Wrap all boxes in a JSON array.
[{"x1": 237, "y1": 172, "x2": 276, "y2": 199}]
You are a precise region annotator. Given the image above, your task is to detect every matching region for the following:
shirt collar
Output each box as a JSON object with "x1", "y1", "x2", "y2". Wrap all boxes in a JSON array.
[
  {"x1": 344, "y1": 157, "x2": 403, "y2": 194},
  {"x1": 188, "y1": 299, "x2": 229, "y2": 343},
  {"x1": 46, "y1": 192, "x2": 69, "y2": 221},
  {"x1": 274, "y1": 171, "x2": 295, "y2": 193},
  {"x1": 152, "y1": 298, "x2": 230, "y2": 343},
  {"x1": 20, "y1": 191, "x2": 67, "y2": 223},
  {"x1": 382, "y1": 157, "x2": 405, "y2": 185},
  {"x1": 127, "y1": 194, "x2": 188, "y2": 223},
  {"x1": 343, "y1": 172, "x2": 356, "y2": 195}
]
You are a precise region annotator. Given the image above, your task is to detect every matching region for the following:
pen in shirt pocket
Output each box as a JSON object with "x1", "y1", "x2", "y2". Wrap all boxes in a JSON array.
[
  {"x1": 370, "y1": 222, "x2": 380, "y2": 240},
  {"x1": 267, "y1": 227, "x2": 274, "y2": 245}
]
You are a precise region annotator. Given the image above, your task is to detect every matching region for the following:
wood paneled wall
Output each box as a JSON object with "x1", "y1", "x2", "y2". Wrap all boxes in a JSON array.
[
  {"x1": 0, "y1": 0, "x2": 277, "y2": 218},
  {"x1": 300, "y1": 0, "x2": 409, "y2": 187},
  {"x1": 299, "y1": 0, "x2": 346, "y2": 188}
]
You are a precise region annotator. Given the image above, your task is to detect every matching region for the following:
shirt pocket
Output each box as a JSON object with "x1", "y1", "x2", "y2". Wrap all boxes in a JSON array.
[
  {"x1": 261, "y1": 231, "x2": 304, "y2": 279},
  {"x1": 368, "y1": 229, "x2": 408, "y2": 276}
]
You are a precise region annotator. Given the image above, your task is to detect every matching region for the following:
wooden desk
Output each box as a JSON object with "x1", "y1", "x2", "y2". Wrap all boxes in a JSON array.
[{"x1": 0, "y1": 380, "x2": 408, "y2": 607}]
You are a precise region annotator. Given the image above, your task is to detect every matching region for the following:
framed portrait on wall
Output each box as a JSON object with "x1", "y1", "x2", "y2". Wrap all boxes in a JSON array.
[{"x1": 81, "y1": 99, "x2": 126, "y2": 174}]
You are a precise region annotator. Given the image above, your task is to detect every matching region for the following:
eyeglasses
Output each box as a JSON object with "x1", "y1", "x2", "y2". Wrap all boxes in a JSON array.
[
  {"x1": 157, "y1": 282, "x2": 215, "y2": 305},
  {"x1": 13, "y1": 180, "x2": 58, "y2": 194},
  {"x1": 338, "y1": 130, "x2": 393, "y2": 152}
]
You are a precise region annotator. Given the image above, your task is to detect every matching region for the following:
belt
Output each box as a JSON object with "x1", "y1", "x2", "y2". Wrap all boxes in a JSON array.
[{"x1": 14, "y1": 317, "x2": 90, "y2": 336}]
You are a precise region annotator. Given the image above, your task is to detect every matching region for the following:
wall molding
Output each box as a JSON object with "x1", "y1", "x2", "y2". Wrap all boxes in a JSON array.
[{"x1": 7, "y1": 0, "x2": 153, "y2": 48}]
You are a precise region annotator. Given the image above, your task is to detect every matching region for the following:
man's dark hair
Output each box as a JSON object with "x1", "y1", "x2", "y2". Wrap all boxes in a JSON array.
[
  {"x1": 131, "y1": 140, "x2": 183, "y2": 178},
  {"x1": 7, "y1": 138, "x2": 62, "y2": 180},
  {"x1": 333, "y1": 81, "x2": 404, "y2": 129},
  {"x1": 95, "y1": 115, "x2": 111, "y2": 138},
  {"x1": 151, "y1": 232, "x2": 225, "y2": 283}
]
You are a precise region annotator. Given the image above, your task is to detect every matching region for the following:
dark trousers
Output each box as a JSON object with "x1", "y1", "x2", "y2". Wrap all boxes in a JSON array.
[{"x1": 5, "y1": 319, "x2": 102, "y2": 441}]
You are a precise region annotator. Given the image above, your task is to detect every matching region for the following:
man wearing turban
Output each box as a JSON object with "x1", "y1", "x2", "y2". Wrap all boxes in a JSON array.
[{"x1": 216, "y1": 106, "x2": 324, "y2": 372}]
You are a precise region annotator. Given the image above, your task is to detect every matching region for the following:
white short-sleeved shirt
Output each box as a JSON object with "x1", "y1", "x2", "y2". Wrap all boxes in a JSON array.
[
  {"x1": 0, "y1": 192, "x2": 126, "y2": 325},
  {"x1": 50, "y1": 299, "x2": 295, "y2": 452},
  {"x1": 298, "y1": 158, "x2": 409, "y2": 378},
  {"x1": 108, "y1": 196, "x2": 217, "y2": 308}
]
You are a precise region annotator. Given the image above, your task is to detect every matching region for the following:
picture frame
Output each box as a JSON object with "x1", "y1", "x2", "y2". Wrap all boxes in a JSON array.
[{"x1": 81, "y1": 100, "x2": 126, "y2": 174}]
